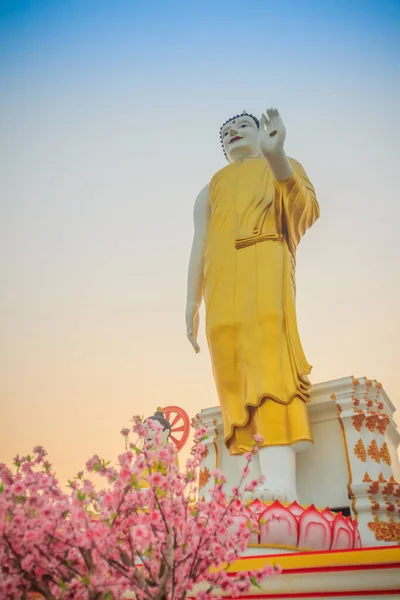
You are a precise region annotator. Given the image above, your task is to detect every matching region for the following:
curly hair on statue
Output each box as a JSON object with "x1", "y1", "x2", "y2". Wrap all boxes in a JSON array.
[{"x1": 145, "y1": 410, "x2": 172, "y2": 435}]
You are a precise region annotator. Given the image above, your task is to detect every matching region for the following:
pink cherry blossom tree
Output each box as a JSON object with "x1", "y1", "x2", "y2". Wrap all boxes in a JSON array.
[{"x1": 0, "y1": 419, "x2": 278, "y2": 599}]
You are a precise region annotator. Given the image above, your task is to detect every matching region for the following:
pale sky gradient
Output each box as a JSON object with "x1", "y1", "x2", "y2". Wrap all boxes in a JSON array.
[{"x1": 1, "y1": 0, "x2": 399, "y2": 485}]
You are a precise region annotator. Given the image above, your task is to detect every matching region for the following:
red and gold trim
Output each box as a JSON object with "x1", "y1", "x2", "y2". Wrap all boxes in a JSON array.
[{"x1": 222, "y1": 546, "x2": 400, "y2": 574}]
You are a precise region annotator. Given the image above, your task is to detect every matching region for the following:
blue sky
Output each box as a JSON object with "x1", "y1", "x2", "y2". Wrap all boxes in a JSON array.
[{"x1": 2, "y1": 1, "x2": 399, "y2": 81}]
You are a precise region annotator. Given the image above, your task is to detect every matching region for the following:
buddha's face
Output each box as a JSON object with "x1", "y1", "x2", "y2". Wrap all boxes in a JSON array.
[
  {"x1": 221, "y1": 115, "x2": 260, "y2": 162},
  {"x1": 144, "y1": 419, "x2": 170, "y2": 448}
]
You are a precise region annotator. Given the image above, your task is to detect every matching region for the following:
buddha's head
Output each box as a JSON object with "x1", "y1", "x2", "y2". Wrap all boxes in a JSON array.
[
  {"x1": 144, "y1": 410, "x2": 171, "y2": 448},
  {"x1": 220, "y1": 111, "x2": 260, "y2": 163}
]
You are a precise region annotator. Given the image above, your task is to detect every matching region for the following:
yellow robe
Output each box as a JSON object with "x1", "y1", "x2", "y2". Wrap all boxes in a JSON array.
[{"x1": 204, "y1": 157, "x2": 319, "y2": 454}]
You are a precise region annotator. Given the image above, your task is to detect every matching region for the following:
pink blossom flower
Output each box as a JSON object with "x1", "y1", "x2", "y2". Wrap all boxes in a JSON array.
[
  {"x1": 210, "y1": 468, "x2": 226, "y2": 480},
  {"x1": 131, "y1": 525, "x2": 147, "y2": 539},
  {"x1": 85, "y1": 454, "x2": 100, "y2": 471},
  {"x1": 196, "y1": 443, "x2": 207, "y2": 455},
  {"x1": 241, "y1": 466, "x2": 250, "y2": 478},
  {"x1": 118, "y1": 452, "x2": 133, "y2": 467},
  {"x1": 138, "y1": 512, "x2": 150, "y2": 525},
  {"x1": 172, "y1": 516, "x2": 182, "y2": 527},
  {"x1": 119, "y1": 466, "x2": 131, "y2": 481},
  {"x1": 12, "y1": 481, "x2": 25, "y2": 495},
  {"x1": 245, "y1": 479, "x2": 258, "y2": 492},
  {"x1": 158, "y1": 448, "x2": 171, "y2": 461},
  {"x1": 194, "y1": 426, "x2": 207, "y2": 438},
  {"x1": 21, "y1": 554, "x2": 35, "y2": 571},
  {"x1": 0, "y1": 422, "x2": 276, "y2": 599},
  {"x1": 149, "y1": 510, "x2": 161, "y2": 524},
  {"x1": 103, "y1": 492, "x2": 113, "y2": 508},
  {"x1": 253, "y1": 433, "x2": 264, "y2": 444},
  {"x1": 220, "y1": 578, "x2": 232, "y2": 592},
  {"x1": 149, "y1": 472, "x2": 163, "y2": 486}
]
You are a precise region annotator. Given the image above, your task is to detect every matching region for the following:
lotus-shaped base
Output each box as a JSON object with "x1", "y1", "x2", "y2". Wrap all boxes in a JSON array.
[{"x1": 246, "y1": 500, "x2": 361, "y2": 552}]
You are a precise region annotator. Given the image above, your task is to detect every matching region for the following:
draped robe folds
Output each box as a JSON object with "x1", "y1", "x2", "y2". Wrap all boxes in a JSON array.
[{"x1": 204, "y1": 157, "x2": 320, "y2": 455}]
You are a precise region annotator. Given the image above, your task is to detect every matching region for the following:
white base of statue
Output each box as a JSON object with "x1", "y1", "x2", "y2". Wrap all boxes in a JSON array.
[
  {"x1": 197, "y1": 376, "x2": 400, "y2": 549},
  {"x1": 124, "y1": 546, "x2": 400, "y2": 599},
  {"x1": 198, "y1": 546, "x2": 400, "y2": 599}
]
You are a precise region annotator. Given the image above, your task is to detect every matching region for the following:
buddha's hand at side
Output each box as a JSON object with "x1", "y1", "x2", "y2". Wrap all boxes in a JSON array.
[{"x1": 186, "y1": 303, "x2": 200, "y2": 353}]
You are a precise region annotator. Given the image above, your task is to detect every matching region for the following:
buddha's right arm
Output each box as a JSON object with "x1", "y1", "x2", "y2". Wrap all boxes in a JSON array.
[
  {"x1": 186, "y1": 185, "x2": 210, "y2": 351},
  {"x1": 187, "y1": 185, "x2": 210, "y2": 309}
]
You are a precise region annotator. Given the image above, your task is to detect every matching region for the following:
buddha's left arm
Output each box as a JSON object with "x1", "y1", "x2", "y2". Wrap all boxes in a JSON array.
[{"x1": 275, "y1": 158, "x2": 320, "y2": 249}]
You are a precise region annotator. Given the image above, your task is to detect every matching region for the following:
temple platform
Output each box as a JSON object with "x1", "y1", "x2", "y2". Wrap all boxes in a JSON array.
[
  {"x1": 197, "y1": 377, "x2": 400, "y2": 552},
  {"x1": 218, "y1": 546, "x2": 400, "y2": 599}
]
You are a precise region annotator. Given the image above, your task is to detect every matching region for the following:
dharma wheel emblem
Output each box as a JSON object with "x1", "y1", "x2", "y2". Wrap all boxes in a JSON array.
[{"x1": 162, "y1": 405, "x2": 190, "y2": 452}]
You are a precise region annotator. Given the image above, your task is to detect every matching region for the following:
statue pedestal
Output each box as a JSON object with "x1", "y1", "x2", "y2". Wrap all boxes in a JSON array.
[
  {"x1": 197, "y1": 376, "x2": 400, "y2": 549},
  {"x1": 221, "y1": 546, "x2": 400, "y2": 599}
]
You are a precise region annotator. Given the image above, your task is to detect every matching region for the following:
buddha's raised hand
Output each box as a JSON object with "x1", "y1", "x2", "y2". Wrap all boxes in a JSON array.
[
  {"x1": 259, "y1": 108, "x2": 287, "y2": 157},
  {"x1": 259, "y1": 108, "x2": 293, "y2": 181}
]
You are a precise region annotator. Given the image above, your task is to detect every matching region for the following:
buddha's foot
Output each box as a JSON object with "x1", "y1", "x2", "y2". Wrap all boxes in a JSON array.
[{"x1": 243, "y1": 486, "x2": 298, "y2": 503}]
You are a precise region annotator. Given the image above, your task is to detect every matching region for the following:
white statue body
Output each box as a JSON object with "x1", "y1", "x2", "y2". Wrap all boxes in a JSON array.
[{"x1": 186, "y1": 109, "x2": 311, "y2": 502}]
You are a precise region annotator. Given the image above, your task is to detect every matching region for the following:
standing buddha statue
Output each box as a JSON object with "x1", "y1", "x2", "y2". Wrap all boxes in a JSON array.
[{"x1": 186, "y1": 108, "x2": 320, "y2": 501}]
